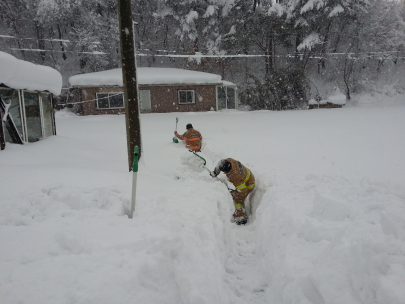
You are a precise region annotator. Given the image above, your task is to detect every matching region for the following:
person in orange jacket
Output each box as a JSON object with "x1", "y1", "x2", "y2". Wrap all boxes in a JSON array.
[
  {"x1": 174, "y1": 123, "x2": 202, "y2": 152},
  {"x1": 210, "y1": 158, "x2": 255, "y2": 225}
]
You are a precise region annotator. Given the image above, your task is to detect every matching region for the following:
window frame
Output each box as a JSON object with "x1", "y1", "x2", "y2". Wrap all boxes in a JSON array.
[
  {"x1": 22, "y1": 90, "x2": 43, "y2": 142},
  {"x1": 0, "y1": 88, "x2": 25, "y2": 143},
  {"x1": 1, "y1": 88, "x2": 56, "y2": 144},
  {"x1": 40, "y1": 92, "x2": 55, "y2": 138},
  {"x1": 216, "y1": 85, "x2": 238, "y2": 110},
  {"x1": 96, "y1": 92, "x2": 124, "y2": 109},
  {"x1": 177, "y1": 90, "x2": 195, "y2": 105}
]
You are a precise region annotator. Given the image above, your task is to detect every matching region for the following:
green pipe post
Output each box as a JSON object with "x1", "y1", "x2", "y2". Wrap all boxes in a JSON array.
[
  {"x1": 129, "y1": 146, "x2": 139, "y2": 218},
  {"x1": 132, "y1": 146, "x2": 139, "y2": 172}
]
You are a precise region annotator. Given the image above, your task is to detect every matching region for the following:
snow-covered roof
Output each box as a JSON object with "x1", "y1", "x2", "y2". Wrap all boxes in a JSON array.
[
  {"x1": 69, "y1": 67, "x2": 230, "y2": 87},
  {"x1": 221, "y1": 80, "x2": 236, "y2": 86},
  {"x1": 327, "y1": 92, "x2": 346, "y2": 105},
  {"x1": 0, "y1": 51, "x2": 62, "y2": 96}
]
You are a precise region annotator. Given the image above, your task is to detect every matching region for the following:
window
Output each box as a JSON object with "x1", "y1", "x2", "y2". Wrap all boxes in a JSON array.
[
  {"x1": 41, "y1": 93, "x2": 54, "y2": 138},
  {"x1": 0, "y1": 88, "x2": 24, "y2": 143},
  {"x1": 1, "y1": 88, "x2": 56, "y2": 145},
  {"x1": 217, "y1": 86, "x2": 237, "y2": 110},
  {"x1": 178, "y1": 90, "x2": 195, "y2": 104},
  {"x1": 23, "y1": 91, "x2": 42, "y2": 142},
  {"x1": 96, "y1": 92, "x2": 124, "y2": 109}
]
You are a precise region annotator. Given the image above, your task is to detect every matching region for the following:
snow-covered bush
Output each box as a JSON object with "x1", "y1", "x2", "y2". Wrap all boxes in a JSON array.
[{"x1": 242, "y1": 68, "x2": 309, "y2": 110}]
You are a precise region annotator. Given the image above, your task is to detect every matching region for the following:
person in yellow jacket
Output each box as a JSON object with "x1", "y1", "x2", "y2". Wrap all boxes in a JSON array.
[
  {"x1": 174, "y1": 123, "x2": 202, "y2": 152},
  {"x1": 210, "y1": 158, "x2": 255, "y2": 225}
]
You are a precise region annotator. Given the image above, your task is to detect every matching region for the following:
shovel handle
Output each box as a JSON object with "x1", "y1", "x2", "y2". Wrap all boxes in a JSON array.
[{"x1": 188, "y1": 150, "x2": 232, "y2": 191}]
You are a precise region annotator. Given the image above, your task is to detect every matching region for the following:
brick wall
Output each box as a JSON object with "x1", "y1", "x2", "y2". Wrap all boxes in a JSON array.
[
  {"x1": 147, "y1": 84, "x2": 217, "y2": 113},
  {"x1": 76, "y1": 84, "x2": 218, "y2": 115}
]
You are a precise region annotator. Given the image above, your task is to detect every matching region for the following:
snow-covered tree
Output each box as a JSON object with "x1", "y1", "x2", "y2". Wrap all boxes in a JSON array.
[{"x1": 1, "y1": 0, "x2": 403, "y2": 106}]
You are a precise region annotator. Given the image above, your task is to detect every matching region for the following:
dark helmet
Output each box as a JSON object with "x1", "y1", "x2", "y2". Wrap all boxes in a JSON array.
[
  {"x1": 216, "y1": 159, "x2": 232, "y2": 173},
  {"x1": 186, "y1": 123, "x2": 193, "y2": 129}
]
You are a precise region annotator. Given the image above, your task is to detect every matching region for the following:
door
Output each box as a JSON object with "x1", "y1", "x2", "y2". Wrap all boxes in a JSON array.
[
  {"x1": 139, "y1": 90, "x2": 151, "y2": 112},
  {"x1": 41, "y1": 93, "x2": 54, "y2": 138},
  {"x1": 217, "y1": 86, "x2": 227, "y2": 110},
  {"x1": 227, "y1": 87, "x2": 236, "y2": 109},
  {"x1": 23, "y1": 91, "x2": 42, "y2": 142}
]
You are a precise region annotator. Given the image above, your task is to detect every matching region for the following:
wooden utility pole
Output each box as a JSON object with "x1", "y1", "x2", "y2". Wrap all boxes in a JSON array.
[
  {"x1": 117, "y1": 0, "x2": 142, "y2": 171},
  {"x1": 0, "y1": 115, "x2": 5, "y2": 150}
]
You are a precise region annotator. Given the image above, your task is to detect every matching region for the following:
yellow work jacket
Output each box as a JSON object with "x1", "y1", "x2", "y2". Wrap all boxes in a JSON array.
[{"x1": 214, "y1": 158, "x2": 255, "y2": 204}]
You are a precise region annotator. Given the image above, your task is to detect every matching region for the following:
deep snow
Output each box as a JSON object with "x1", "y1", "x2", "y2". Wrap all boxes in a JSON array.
[
  {"x1": 0, "y1": 51, "x2": 62, "y2": 95},
  {"x1": 1, "y1": 92, "x2": 405, "y2": 304}
]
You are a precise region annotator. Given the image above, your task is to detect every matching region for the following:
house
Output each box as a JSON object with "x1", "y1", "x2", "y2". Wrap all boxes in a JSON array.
[
  {"x1": 308, "y1": 99, "x2": 345, "y2": 109},
  {"x1": 0, "y1": 51, "x2": 62, "y2": 150},
  {"x1": 308, "y1": 88, "x2": 346, "y2": 109},
  {"x1": 68, "y1": 68, "x2": 237, "y2": 115}
]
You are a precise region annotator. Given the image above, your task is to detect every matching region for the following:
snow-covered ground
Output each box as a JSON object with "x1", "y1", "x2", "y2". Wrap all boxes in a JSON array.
[{"x1": 1, "y1": 93, "x2": 405, "y2": 304}]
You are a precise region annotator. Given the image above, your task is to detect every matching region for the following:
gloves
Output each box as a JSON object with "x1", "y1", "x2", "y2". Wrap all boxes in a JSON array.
[
  {"x1": 174, "y1": 131, "x2": 178, "y2": 135},
  {"x1": 210, "y1": 171, "x2": 218, "y2": 178}
]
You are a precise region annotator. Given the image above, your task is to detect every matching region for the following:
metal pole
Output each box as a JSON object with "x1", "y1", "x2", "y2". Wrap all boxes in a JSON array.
[
  {"x1": 129, "y1": 145, "x2": 139, "y2": 218},
  {"x1": 173, "y1": 117, "x2": 179, "y2": 143}
]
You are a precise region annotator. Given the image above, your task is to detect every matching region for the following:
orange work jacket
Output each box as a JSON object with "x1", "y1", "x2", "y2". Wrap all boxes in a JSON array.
[{"x1": 175, "y1": 128, "x2": 202, "y2": 151}]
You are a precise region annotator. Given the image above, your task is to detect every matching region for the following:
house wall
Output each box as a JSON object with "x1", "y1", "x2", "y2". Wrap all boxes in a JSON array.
[
  {"x1": 148, "y1": 84, "x2": 216, "y2": 113},
  {"x1": 75, "y1": 84, "x2": 217, "y2": 115},
  {"x1": 77, "y1": 86, "x2": 125, "y2": 115},
  {"x1": 308, "y1": 103, "x2": 344, "y2": 110}
]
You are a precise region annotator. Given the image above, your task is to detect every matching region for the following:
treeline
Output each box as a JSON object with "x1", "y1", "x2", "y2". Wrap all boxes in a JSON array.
[{"x1": 1, "y1": 0, "x2": 404, "y2": 109}]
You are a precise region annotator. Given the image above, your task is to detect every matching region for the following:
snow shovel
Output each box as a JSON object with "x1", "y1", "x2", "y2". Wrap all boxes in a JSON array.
[
  {"x1": 188, "y1": 150, "x2": 232, "y2": 191},
  {"x1": 172, "y1": 117, "x2": 179, "y2": 143}
]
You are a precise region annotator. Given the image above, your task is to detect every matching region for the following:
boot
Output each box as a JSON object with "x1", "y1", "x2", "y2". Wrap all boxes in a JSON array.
[{"x1": 233, "y1": 207, "x2": 248, "y2": 225}]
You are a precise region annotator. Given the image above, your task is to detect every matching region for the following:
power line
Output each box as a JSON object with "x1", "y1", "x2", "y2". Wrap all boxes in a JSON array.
[
  {"x1": 60, "y1": 92, "x2": 123, "y2": 105},
  {"x1": 10, "y1": 48, "x2": 107, "y2": 55},
  {"x1": 7, "y1": 47, "x2": 405, "y2": 59},
  {"x1": 0, "y1": 35, "x2": 101, "y2": 44},
  {"x1": 3, "y1": 34, "x2": 404, "y2": 58},
  {"x1": 3, "y1": 33, "x2": 404, "y2": 58},
  {"x1": 141, "y1": 52, "x2": 405, "y2": 59}
]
